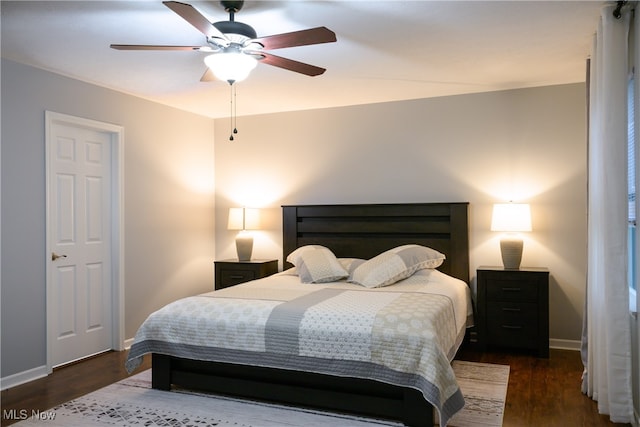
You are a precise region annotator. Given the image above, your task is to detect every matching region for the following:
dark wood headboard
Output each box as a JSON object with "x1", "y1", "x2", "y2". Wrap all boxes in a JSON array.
[{"x1": 282, "y1": 203, "x2": 469, "y2": 284}]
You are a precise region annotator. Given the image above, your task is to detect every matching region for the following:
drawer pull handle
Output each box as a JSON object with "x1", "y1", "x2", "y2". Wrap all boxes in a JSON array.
[
  {"x1": 501, "y1": 287, "x2": 521, "y2": 292},
  {"x1": 230, "y1": 275, "x2": 245, "y2": 279},
  {"x1": 501, "y1": 325, "x2": 522, "y2": 330},
  {"x1": 502, "y1": 307, "x2": 521, "y2": 312}
]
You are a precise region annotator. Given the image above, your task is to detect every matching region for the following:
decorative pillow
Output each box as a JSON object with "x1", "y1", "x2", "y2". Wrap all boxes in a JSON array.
[
  {"x1": 286, "y1": 245, "x2": 327, "y2": 266},
  {"x1": 349, "y1": 244, "x2": 445, "y2": 288},
  {"x1": 282, "y1": 257, "x2": 364, "y2": 277},
  {"x1": 297, "y1": 249, "x2": 349, "y2": 283}
]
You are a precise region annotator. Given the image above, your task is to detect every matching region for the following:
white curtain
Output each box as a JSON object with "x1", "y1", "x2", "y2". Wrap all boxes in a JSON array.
[{"x1": 582, "y1": 4, "x2": 634, "y2": 423}]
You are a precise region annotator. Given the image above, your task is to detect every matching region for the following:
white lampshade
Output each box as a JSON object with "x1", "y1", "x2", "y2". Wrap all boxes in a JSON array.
[
  {"x1": 227, "y1": 207, "x2": 260, "y2": 230},
  {"x1": 491, "y1": 203, "x2": 532, "y2": 269},
  {"x1": 204, "y1": 51, "x2": 257, "y2": 83},
  {"x1": 228, "y1": 207, "x2": 260, "y2": 261},
  {"x1": 491, "y1": 203, "x2": 532, "y2": 232}
]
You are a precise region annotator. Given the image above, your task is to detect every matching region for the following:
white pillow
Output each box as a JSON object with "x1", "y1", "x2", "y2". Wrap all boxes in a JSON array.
[
  {"x1": 286, "y1": 245, "x2": 327, "y2": 265},
  {"x1": 349, "y1": 244, "x2": 445, "y2": 288},
  {"x1": 282, "y1": 258, "x2": 363, "y2": 277},
  {"x1": 298, "y1": 250, "x2": 349, "y2": 283},
  {"x1": 286, "y1": 245, "x2": 348, "y2": 283}
]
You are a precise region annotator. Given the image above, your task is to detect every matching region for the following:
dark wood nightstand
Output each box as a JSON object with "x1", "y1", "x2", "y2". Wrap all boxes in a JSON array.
[
  {"x1": 214, "y1": 259, "x2": 278, "y2": 290},
  {"x1": 476, "y1": 266, "x2": 549, "y2": 358}
]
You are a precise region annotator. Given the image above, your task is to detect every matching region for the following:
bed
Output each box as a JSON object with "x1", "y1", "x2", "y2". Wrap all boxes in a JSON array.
[{"x1": 126, "y1": 202, "x2": 471, "y2": 427}]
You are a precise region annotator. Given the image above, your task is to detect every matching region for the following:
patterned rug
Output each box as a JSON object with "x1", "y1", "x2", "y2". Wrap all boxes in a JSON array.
[
  {"x1": 14, "y1": 360, "x2": 508, "y2": 427},
  {"x1": 446, "y1": 361, "x2": 510, "y2": 426}
]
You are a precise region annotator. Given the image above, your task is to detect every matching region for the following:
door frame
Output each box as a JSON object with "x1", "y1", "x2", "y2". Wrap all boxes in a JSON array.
[{"x1": 45, "y1": 111, "x2": 125, "y2": 373}]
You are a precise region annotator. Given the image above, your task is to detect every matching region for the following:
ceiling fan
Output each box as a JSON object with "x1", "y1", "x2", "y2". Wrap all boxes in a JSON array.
[{"x1": 111, "y1": 0, "x2": 337, "y2": 83}]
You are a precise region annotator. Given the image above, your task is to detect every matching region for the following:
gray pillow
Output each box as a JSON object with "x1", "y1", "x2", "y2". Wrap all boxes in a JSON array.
[
  {"x1": 349, "y1": 244, "x2": 445, "y2": 288},
  {"x1": 287, "y1": 245, "x2": 349, "y2": 283}
]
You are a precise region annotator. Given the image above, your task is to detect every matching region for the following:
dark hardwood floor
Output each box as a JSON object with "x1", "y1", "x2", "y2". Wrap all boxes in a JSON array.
[
  {"x1": 0, "y1": 348, "x2": 632, "y2": 426},
  {"x1": 0, "y1": 351, "x2": 151, "y2": 426},
  {"x1": 456, "y1": 346, "x2": 632, "y2": 427}
]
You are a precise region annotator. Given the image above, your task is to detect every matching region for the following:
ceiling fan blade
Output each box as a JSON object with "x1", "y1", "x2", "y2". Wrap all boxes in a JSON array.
[
  {"x1": 110, "y1": 44, "x2": 209, "y2": 51},
  {"x1": 163, "y1": 1, "x2": 227, "y2": 41},
  {"x1": 257, "y1": 52, "x2": 326, "y2": 76},
  {"x1": 200, "y1": 68, "x2": 217, "y2": 82},
  {"x1": 252, "y1": 27, "x2": 336, "y2": 50}
]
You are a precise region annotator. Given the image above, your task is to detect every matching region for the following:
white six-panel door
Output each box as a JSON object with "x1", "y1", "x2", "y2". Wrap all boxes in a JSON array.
[{"x1": 46, "y1": 112, "x2": 124, "y2": 369}]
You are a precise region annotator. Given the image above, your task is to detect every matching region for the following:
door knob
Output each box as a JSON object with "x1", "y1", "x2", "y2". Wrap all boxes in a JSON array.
[{"x1": 52, "y1": 252, "x2": 68, "y2": 261}]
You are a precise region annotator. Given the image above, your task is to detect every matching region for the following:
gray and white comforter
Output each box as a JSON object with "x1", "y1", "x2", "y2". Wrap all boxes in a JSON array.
[{"x1": 125, "y1": 268, "x2": 473, "y2": 426}]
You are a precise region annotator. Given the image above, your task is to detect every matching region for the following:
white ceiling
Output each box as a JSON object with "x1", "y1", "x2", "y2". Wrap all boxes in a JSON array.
[{"x1": 1, "y1": 1, "x2": 604, "y2": 119}]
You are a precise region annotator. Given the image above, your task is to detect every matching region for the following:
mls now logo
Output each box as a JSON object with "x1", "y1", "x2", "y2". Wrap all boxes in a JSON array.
[{"x1": 3, "y1": 409, "x2": 56, "y2": 421}]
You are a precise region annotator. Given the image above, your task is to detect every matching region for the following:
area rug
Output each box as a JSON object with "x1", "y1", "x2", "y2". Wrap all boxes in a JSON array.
[
  {"x1": 444, "y1": 361, "x2": 510, "y2": 426},
  {"x1": 15, "y1": 360, "x2": 508, "y2": 427}
]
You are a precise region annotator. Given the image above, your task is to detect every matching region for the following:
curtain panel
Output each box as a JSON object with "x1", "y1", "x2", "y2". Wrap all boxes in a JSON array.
[{"x1": 582, "y1": 4, "x2": 634, "y2": 423}]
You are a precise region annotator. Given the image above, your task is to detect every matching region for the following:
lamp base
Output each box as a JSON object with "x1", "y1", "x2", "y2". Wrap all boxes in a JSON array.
[
  {"x1": 500, "y1": 237, "x2": 523, "y2": 269},
  {"x1": 235, "y1": 232, "x2": 253, "y2": 261}
]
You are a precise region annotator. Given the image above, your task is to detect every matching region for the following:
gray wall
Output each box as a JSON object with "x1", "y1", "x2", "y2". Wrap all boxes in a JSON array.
[
  {"x1": 214, "y1": 83, "x2": 588, "y2": 346},
  {"x1": 1, "y1": 59, "x2": 216, "y2": 378}
]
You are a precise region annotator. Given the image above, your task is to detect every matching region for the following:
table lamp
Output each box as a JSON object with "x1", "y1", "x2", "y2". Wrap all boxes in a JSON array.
[
  {"x1": 228, "y1": 207, "x2": 260, "y2": 261},
  {"x1": 491, "y1": 203, "x2": 532, "y2": 269}
]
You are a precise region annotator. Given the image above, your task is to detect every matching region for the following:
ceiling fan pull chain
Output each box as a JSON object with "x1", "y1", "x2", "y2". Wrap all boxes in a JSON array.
[
  {"x1": 233, "y1": 84, "x2": 238, "y2": 136},
  {"x1": 229, "y1": 82, "x2": 234, "y2": 141}
]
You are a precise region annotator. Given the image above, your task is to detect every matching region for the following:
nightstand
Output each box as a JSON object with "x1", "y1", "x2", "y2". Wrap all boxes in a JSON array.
[
  {"x1": 476, "y1": 266, "x2": 549, "y2": 358},
  {"x1": 214, "y1": 259, "x2": 278, "y2": 290}
]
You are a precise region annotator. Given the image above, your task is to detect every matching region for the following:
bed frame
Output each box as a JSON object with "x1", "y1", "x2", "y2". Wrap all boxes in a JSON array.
[{"x1": 152, "y1": 202, "x2": 470, "y2": 427}]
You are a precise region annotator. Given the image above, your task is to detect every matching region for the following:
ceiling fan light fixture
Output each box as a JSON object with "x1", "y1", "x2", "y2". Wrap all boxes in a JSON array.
[{"x1": 204, "y1": 50, "x2": 257, "y2": 83}]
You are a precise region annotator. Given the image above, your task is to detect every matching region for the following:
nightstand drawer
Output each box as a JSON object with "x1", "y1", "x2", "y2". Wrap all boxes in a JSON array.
[
  {"x1": 488, "y1": 301, "x2": 538, "y2": 350},
  {"x1": 488, "y1": 309, "x2": 538, "y2": 347},
  {"x1": 220, "y1": 269, "x2": 256, "y2": 287},
  {"x1": 487, "y1": 301, "x2": 539, "y2": 326},
  {"x1": 486, "y1": 279, "x2": 540, "y2": 302},
  {"x1": 487, "y1": 320, "x2": 539, "y2": 350},
  {"x1": 214, "y1": 259, "x2": 279, "y2": 290}
]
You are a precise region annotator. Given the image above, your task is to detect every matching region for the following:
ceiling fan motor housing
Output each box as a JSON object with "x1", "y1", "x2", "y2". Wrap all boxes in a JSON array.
[{"x1": 213, "y1": 21, "x2": 257, "y2": 41}]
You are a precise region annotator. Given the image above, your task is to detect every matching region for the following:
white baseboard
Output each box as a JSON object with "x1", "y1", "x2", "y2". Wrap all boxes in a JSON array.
[
  {"x1": 1, "y1": 341, "x2": 135, "y2": 391},
  {"x1": 549, "y1": 338, "x2": 581, "y2": 351},
  {"x1": 0, "y1": 365, "x2": 48, "y2": 391}
]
